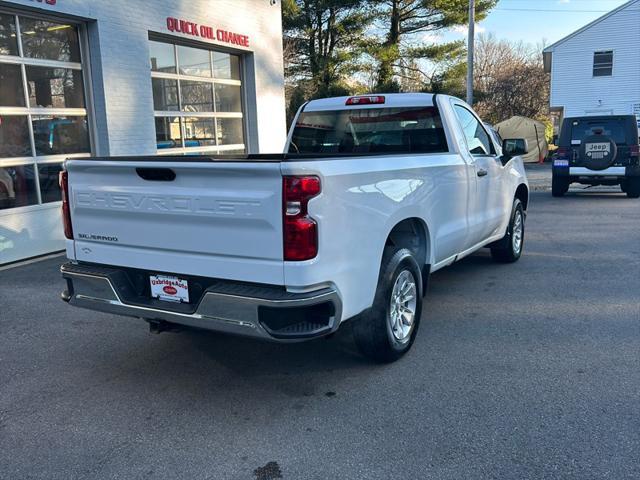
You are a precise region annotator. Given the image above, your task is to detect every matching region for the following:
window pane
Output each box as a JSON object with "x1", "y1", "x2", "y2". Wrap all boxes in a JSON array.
[
  {"x1": 0, "y1": 64, "x2": 26, "y2": 107},
  {"x1": 152, "y1": 78, "x2": 178, "y2": 111},
  {"x1": 216, "y1": 118, "x2": 244, "y2": 145},
  {"x1": 212, "y1": 52, "x2": 240, "y2": 80},
  {"x1": 593, "y1": 51, "x2": 613, "y2": 77},
  {"x1": 37, "y1": 162, "x2": 64, "y2": 203},
  {"x1": 32, "y1": 116, "x2": 90, "y2": 155},
  {"x1": 0, "y1": 14, "x2": 18, "y2": 56},
  {"x1": 594, "y1": 52, "x2": 612, "y2": 63},
  {"x1": 20, "y1": 18, "x2": 80, "y2": 62},
  {"x1": 150, "y1": 41, "x2": 176, "y2": 73},
  {"x1": 214, "y1": 84, "x2": 242, "y2": 112},
  {"x1": 180, "y1": 81, "x2": 213, "y2": 112},
  {"x1": 454, "y1": 105, "x2": 491, "y2": 155},
  {"x1": 177, "y1": 45, "x2": 211, "y2": 77},
  {"x1": 593, "y1": 66, "x2": 612, "y2": 77},
  {"x1": 571, "y1": 119, "x2": 626, "y2": 144},
  {"x1": 0, "y1": 116, "x2": 31, "y2": 158},
  {"x1": 26, "y1": 66, "x2": 85, "y2": 109},
  {"x1": 0, "y1": 165, "x2": 38, "y2": 210},
  {"x1": 155, "y1": 117, "x2": 182, "y2": 149},
  {"x1": 289, "y1": 107, "x2": 448, "y2": 154},
  {"x1": 183, "y1": 117, "x2": 216, "y2": 147}
]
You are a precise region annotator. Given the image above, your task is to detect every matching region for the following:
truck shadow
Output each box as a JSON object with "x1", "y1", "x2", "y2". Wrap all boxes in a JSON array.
[
  {"x1": 173, "y1": 251, "x2": 499, "y2": 381},
  {"x1": 181, "y1": 324, "x2": 369, "y2": 378}
]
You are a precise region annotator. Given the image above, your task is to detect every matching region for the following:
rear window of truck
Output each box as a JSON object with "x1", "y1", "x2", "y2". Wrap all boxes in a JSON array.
[{"x1": 289, "y1": 107, "x2": 448, "y2": 155}]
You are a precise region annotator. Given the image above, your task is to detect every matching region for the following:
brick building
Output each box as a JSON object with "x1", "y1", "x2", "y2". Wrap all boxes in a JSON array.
[{"x1": 0, "y1": 0, "x2": 286, "y2": 264}]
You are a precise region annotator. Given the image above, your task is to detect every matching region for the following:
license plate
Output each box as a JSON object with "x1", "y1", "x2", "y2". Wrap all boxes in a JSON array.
[{"x1": 150, "y1": 275, "x2": 189, "y2": 303}]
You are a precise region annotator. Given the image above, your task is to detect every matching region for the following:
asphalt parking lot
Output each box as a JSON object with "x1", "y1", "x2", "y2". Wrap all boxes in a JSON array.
[{"x1": 1, "y1": 190, "x2": 639, "y2": 480}]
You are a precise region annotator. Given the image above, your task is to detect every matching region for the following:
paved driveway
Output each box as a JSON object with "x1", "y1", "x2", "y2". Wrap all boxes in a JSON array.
[{"x1": 1, "y1": 191, "x2": 639, "y2": 480}]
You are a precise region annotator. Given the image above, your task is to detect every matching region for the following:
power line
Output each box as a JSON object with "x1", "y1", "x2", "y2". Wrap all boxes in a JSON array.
[
  {"x1": 503, "y1": 0, "x2": 625, "y2": 2},
  {"x1": 494, "y1": 8, "x2": 610, "y2": 12}
]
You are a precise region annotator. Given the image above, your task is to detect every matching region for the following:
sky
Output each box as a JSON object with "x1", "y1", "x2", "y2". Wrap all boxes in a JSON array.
[{"x1": 441, "y1": 0, "x2": 631, "y2": 46}]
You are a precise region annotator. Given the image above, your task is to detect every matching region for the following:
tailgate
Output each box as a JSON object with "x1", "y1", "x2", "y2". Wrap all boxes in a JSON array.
[{"x1": 66, "y1": 160, "x2": 284, "y2": 285}]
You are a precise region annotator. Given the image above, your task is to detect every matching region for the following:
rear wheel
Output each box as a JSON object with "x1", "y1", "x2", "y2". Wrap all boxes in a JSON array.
[
  {"x1": 552, "y1": 173, "x2": 569, "y2": 197},
  {"x1": 624, "y1": 178, "x2": 640, "y2": 198},
  {"x1": 490, "y1": 199, "x2": 525, "y2": 263},
  {"x1": 352, "y1": 247, "x2": 423, "y2": 363}
]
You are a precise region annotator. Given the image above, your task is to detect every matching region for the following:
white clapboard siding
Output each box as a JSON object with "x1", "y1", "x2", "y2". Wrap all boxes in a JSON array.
[{"x1": 545, "y1": 0, "x2": 640, "y2": 117}]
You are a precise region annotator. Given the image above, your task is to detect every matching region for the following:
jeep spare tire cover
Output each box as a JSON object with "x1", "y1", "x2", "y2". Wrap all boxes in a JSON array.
[{"x1": 579, "y1": 135, "x2": 617, "y2": 171}]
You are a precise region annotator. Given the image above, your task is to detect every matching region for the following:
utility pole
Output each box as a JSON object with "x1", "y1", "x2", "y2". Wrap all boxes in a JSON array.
[{"x1": 466, "y1": 0, "x2": 475, "y2": 105}]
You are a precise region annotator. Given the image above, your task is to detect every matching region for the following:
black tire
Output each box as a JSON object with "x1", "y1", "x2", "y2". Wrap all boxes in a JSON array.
[
  {"x1": 352, "y1": 247, "x2": 423, "y2": 363},
  {"x1": 552, "y1": 173, "x2": 569, "y2": 197},
  {"x1": 490, "y1": 198, "x2": 525, "y2": 263},
  {"x1": 624, "y1": 178, "x2": 640, "y2": 198}
]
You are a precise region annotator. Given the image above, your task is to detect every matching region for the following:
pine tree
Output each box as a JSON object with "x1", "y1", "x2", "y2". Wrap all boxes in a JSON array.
[{"x1": 373, "y1": 0, "x2": 497, "y2": 92}]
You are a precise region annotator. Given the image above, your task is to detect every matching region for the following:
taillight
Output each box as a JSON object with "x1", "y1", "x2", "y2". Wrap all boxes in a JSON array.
[
  {"x1": 283, "y1": 176, "x2": 321, "y2": 261},
  {"x1": 59, "y1": 170, "x2": 73, "y2": 239},
  {"x1": 630, "y1": 145, "x2": 639, "y2": 158},
  {"x1": 555, "y1": 147, "x2": 570, "y2": 159}
]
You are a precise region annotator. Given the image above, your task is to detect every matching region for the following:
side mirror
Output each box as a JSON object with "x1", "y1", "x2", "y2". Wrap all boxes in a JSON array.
[{"x1": 502, "y1": 138, "x2": 528, "y2": 160}]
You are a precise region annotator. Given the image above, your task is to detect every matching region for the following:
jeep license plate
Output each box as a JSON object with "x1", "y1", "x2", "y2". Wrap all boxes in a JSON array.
[{"x1": 150, "y1": 275, "x2": 189, "y2": 303}]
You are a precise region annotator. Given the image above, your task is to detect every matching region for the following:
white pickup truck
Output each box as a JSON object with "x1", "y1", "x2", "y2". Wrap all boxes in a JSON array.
[{"x1": 60, "y1": 93, "x2": 529, "y2": 362}]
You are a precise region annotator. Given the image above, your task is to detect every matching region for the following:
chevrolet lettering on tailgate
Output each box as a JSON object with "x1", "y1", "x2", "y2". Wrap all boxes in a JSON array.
[{"x1": 75, "y1": 191, "x2": 263, "y2": 217}]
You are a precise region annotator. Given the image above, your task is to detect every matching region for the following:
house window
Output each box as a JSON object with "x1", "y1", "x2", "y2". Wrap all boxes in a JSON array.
[
  {"x1": 0, "y1": 12, "x2": 91, "y2": 212},
  {"x1": 593, "y1": 51, "x2": 613, "y2": 77},
  {"x1": 149, "y1": 39, "x2": 245, "y2": 155}
]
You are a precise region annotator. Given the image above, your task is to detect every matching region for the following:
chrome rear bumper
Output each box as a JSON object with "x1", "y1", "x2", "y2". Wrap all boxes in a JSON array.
[
  {"x1": 569, "y1": 166, "x2": 626, "y2": 177},
  {"x1": 61, "y1": 262, "x2": 342, "y2": 342}
]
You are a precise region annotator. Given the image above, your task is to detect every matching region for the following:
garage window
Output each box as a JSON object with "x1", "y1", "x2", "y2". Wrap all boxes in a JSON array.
[
  {"x1": 593, "y1": 51, "x2": 613, "y2": 77},
  {"x1": 150, "y1": 39, "x2": 245, "y2": 155},
  {"x1": 0, "y1": 12, "x2": 91, "y2": 212}
]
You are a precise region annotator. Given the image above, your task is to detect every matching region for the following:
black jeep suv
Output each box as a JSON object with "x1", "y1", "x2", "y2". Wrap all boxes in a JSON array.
[{"x1": 552, "y1": 115, "x2": 640, "y2": 198}]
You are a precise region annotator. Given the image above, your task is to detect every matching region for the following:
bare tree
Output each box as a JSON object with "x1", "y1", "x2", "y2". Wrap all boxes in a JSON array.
[{"x1": 472, "y1": 34, "x2": 550, "y2": 124}]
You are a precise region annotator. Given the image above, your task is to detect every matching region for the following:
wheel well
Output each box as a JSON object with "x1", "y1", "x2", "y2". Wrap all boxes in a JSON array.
[
  {"x1": 515, "y1": 184, "x2": 529, "y2": 210},
  {"x1": 385, "y1": 218, "x2": 429, "y2": 271}
]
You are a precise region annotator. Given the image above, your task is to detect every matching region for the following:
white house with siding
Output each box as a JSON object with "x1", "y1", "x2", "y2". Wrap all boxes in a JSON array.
[{"x1": 543, "y1": 0, "x2": 640, "y2": 130}]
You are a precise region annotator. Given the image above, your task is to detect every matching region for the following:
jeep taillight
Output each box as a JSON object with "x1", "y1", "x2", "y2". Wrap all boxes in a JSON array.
[
  {"x1": 59, "y1": 170, "x2": 73, "y2": 240},
  {"x1": 630, "y1": 145, "x2": 639, "y2": 158},
  {"x1": 555, "y1": 147, "x2": 570, "y2": 160},
  {"x1": 283, "y1": 176, "x2": 320, "y2": 261}
]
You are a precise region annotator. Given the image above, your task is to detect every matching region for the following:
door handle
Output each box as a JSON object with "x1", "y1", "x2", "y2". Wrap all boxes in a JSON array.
[{"x1": 477, "y1": 169, "x2": 488, "y2": 177}]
